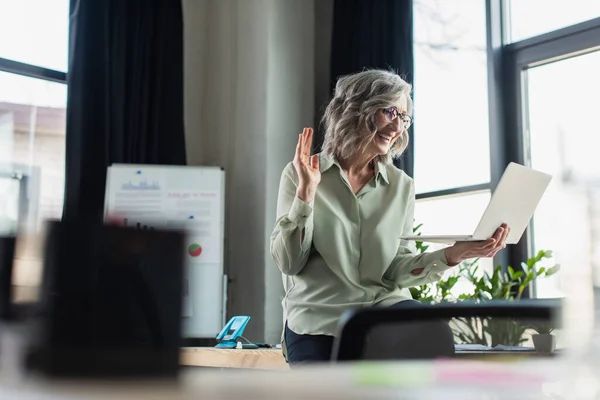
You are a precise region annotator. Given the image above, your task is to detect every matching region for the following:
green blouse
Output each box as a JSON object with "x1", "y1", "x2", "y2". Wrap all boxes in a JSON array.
[{"x1": 270, "y1": 153, "x2": 451, "y2": 336}]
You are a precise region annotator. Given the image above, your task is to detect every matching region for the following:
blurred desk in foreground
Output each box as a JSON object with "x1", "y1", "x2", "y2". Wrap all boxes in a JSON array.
[
  {"x1": 0, "y1": 359, "x2": 575, "y2": 399},
  {"x1": 180, "y1": 347, "x2": 288, "y2": 370}
]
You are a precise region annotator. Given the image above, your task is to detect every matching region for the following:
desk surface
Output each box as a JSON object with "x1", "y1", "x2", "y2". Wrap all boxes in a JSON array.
[
  {"x1": 0, "y1": 359, "x2": 579, "y2": 400},
  {"x1": 179, "y1": 346, "x2": 553, "y2": 370},
  {"x1": 180, "y1": 347, "x2": 288, "y2": 370}
]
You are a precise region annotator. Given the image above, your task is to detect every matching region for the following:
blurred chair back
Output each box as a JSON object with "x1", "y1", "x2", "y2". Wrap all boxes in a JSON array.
[{"x1": 331, "y1": 300, "x2": 560, "y2": 361}]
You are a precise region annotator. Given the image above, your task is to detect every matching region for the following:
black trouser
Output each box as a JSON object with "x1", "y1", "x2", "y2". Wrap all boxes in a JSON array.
[
  {"x1": 284, "y1": 323, "x2": 335, "y2": 365},
  {"x1": 284, "y1": 300, "x2": 455, "y2": 366}
]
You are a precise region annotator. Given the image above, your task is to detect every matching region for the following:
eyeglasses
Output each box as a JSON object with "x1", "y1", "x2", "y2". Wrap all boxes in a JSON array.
[{"x1": 382, "y1": 106, "x2": 412, "y2": 129}]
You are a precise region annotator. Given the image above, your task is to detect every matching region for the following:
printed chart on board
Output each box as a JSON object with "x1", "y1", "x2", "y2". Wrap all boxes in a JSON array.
[{"x1": 103, "y1": 164, "x2": 226, "y2": 338}]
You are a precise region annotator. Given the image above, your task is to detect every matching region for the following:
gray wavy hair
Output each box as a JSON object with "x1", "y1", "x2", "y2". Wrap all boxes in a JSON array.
[{"x1": 321, "y1": 69, "x2": 413, "y2": 165}]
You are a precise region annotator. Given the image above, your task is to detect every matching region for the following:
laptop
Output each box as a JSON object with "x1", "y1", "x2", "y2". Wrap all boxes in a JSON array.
[{"x1": 400, "y1": 162, "x2": 552, "y2": 245}]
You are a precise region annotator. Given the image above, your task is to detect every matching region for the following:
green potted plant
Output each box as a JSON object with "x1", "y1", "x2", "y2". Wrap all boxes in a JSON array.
[
  {"x1": 530, "y1": 321, "x2": 556, "y2": 353},
  {"x1": 409, "y1": 223, "x2": 463, "y2": 304},
  {"x1": 409, "y1": 223, "x2": 561, "y2": 347}
]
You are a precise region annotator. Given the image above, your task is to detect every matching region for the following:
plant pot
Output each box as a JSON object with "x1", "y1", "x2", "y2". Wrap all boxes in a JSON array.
[{"x1": 532, "y1": 334, "x2": 556, "y2": 354}]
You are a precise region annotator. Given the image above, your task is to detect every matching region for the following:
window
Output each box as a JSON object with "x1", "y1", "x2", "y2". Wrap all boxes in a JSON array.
[
  {"x1": 409, "y1": 0, "x2": 600, "y2": 349},
  {"x1": 523, "y1": 51, "x2": 600, "y2": 298},
  {"x1": 414, "y1": 191, "x2": 494, "y2": 296},
  {"x1": 414, "y1": 191, "x2": 491, "y2": 237},
  {"x1": 0, "y1": 71, "x2": 67, "y2": 227},
  {"x1": 0, "y1": 1, "x2": 68, "y2": 301},
  {"x1": 413, "y1": 0, "x2": 491, "y2": 194},
  {"x1": 506, "y1": 0, "x2": 600, "y2": 43},
  {"x1": 501, "y1": 0, "x2": 600, "y2": 322},
  {"x1": 0, "y1": 176, "x2": 20, "y2": 234},
  {"x1": 413, "y1": 0, "x2": 600, "y2": 302},
  {"x1": 412, "y1": 0, "x2": 495, "y2": 290},
  {"x1": 0, "y1": 0, "x2": 70, "y2": 72}
]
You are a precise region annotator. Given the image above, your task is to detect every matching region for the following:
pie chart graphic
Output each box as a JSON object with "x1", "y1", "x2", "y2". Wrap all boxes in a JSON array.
[{"x1": 188, "y1": 243, "x2": 202, "y2": 257}]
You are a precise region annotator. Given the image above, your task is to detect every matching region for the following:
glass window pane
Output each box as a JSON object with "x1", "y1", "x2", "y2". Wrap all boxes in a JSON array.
[
  {"x1": 0, "y1": 176, "x2": 20, "y2": 235},
  {"x1": 414, "y1": 191, "x2": 493, "y2": 297},
  {"x1": 524, "y1": 51, "x2": 600, "y2": 299},
  {"x1": 413, "y1": 0, "x2": 491, "y2": 194},
  {"x1": 0, "y1": 70, "x2": 67, "y2": 230},
  {"x1": 507, "y1": 0, "x2": 600, "y2": 43},
  {"x1": 0, "y1": 0, "x2": 70, "y2": 72}
]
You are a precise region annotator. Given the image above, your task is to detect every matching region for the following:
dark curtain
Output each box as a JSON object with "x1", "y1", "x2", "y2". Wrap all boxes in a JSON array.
[
  {"x1": 328, "y1": 0, "x2": 414, "y2": 177},
  {"x1": 64, "y1": 0, "x2": 186, "y2": 223}
]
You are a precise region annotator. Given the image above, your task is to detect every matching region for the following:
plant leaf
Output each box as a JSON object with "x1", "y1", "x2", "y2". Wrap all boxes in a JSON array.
[
  {"x1": 546, "y1": 264, "x2": 561, "y2": 276},
  {"x1": 512, "y1": 271, "x2": 524, "y2": 280}
]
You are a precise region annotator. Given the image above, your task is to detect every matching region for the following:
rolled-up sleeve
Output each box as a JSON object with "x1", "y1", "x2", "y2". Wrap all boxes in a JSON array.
[
  {"x1": 386, "y1": 181, "x2": 452, "y2": 287},
  {"x1": 270, "y1": 163, "x2": 314, "y2": 276}
]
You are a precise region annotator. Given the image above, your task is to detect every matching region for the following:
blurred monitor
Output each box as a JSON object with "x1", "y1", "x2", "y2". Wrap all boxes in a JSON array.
[{"x1": 28, "y1": 221, "x2": 185, "y2": 378}]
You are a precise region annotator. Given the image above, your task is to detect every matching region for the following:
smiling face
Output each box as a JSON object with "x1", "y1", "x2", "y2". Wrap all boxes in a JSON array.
[
  {"x1": 367, "y1": 96, "x2": 411, "y2": 157},
  {"x1": 321, "y1": 69, "x2": 415, "y2": 165}
]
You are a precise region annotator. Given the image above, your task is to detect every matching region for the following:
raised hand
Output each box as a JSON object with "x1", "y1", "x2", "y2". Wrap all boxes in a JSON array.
[
  {"x1": 293, "y1": 127, "x2": 321, "y2": 202},
  {"x1": 444, "y1": 223, "x2": 511, "y2": 266}
]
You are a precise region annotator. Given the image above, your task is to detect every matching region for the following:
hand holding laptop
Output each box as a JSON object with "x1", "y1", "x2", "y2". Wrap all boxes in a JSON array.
[{"x1": 443, "y1": 223, "x2": 510, "y2": 266}]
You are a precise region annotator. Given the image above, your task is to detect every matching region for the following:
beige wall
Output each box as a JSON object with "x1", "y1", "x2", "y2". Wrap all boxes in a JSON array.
[
  {"x1": 264, "y1": 0, "x2": 317, "y2": 343},
  {"x1": 183, "y1": 0, "x2": 320, "y2": 343}
]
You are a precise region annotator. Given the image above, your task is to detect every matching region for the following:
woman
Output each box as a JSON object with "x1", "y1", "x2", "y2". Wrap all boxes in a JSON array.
[{"x1": 270, "y1": 69, "x2": 509, "y2": 365}]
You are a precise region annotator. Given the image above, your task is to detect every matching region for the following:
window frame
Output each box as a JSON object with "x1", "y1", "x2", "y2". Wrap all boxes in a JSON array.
[
  {"x1": 0, "y1": 57, "x2": 67, "y2": 84},
  {"x1": 414, "y1": 1, "x2": 600, "y2": 298}
]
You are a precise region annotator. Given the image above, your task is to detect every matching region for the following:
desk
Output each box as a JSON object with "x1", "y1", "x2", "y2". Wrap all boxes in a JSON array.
[
  {"x1": 180, "y1": 347, "x2": 288, "y2": 370},
  {"x1": 0, "y1": 359, "x2": 579, "y2": 399},
  {"x1": 179, "y1": 347, "x2": 552, "y2": 370}
]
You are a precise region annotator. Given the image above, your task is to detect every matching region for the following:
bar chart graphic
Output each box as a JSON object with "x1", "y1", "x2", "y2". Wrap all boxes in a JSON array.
[
  {"x1": 120, "y1": 179, "x2": 161, "y2": 190},
  {"x1": 122, "y1": 218, "x2": 156, "y2": 230}
]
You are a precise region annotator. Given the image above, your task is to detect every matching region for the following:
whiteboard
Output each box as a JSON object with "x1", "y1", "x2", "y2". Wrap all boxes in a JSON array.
[{"x1": 104, "y1": 164, "x2": 226, "y2": 338}]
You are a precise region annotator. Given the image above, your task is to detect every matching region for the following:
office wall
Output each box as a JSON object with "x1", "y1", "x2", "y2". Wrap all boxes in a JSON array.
[
  {"x1": 182, "y1": 0, "x2": 319, "y2": 343},
  {"x1": 264, "y1": 0, "x2": 316, "y2": 343}
]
